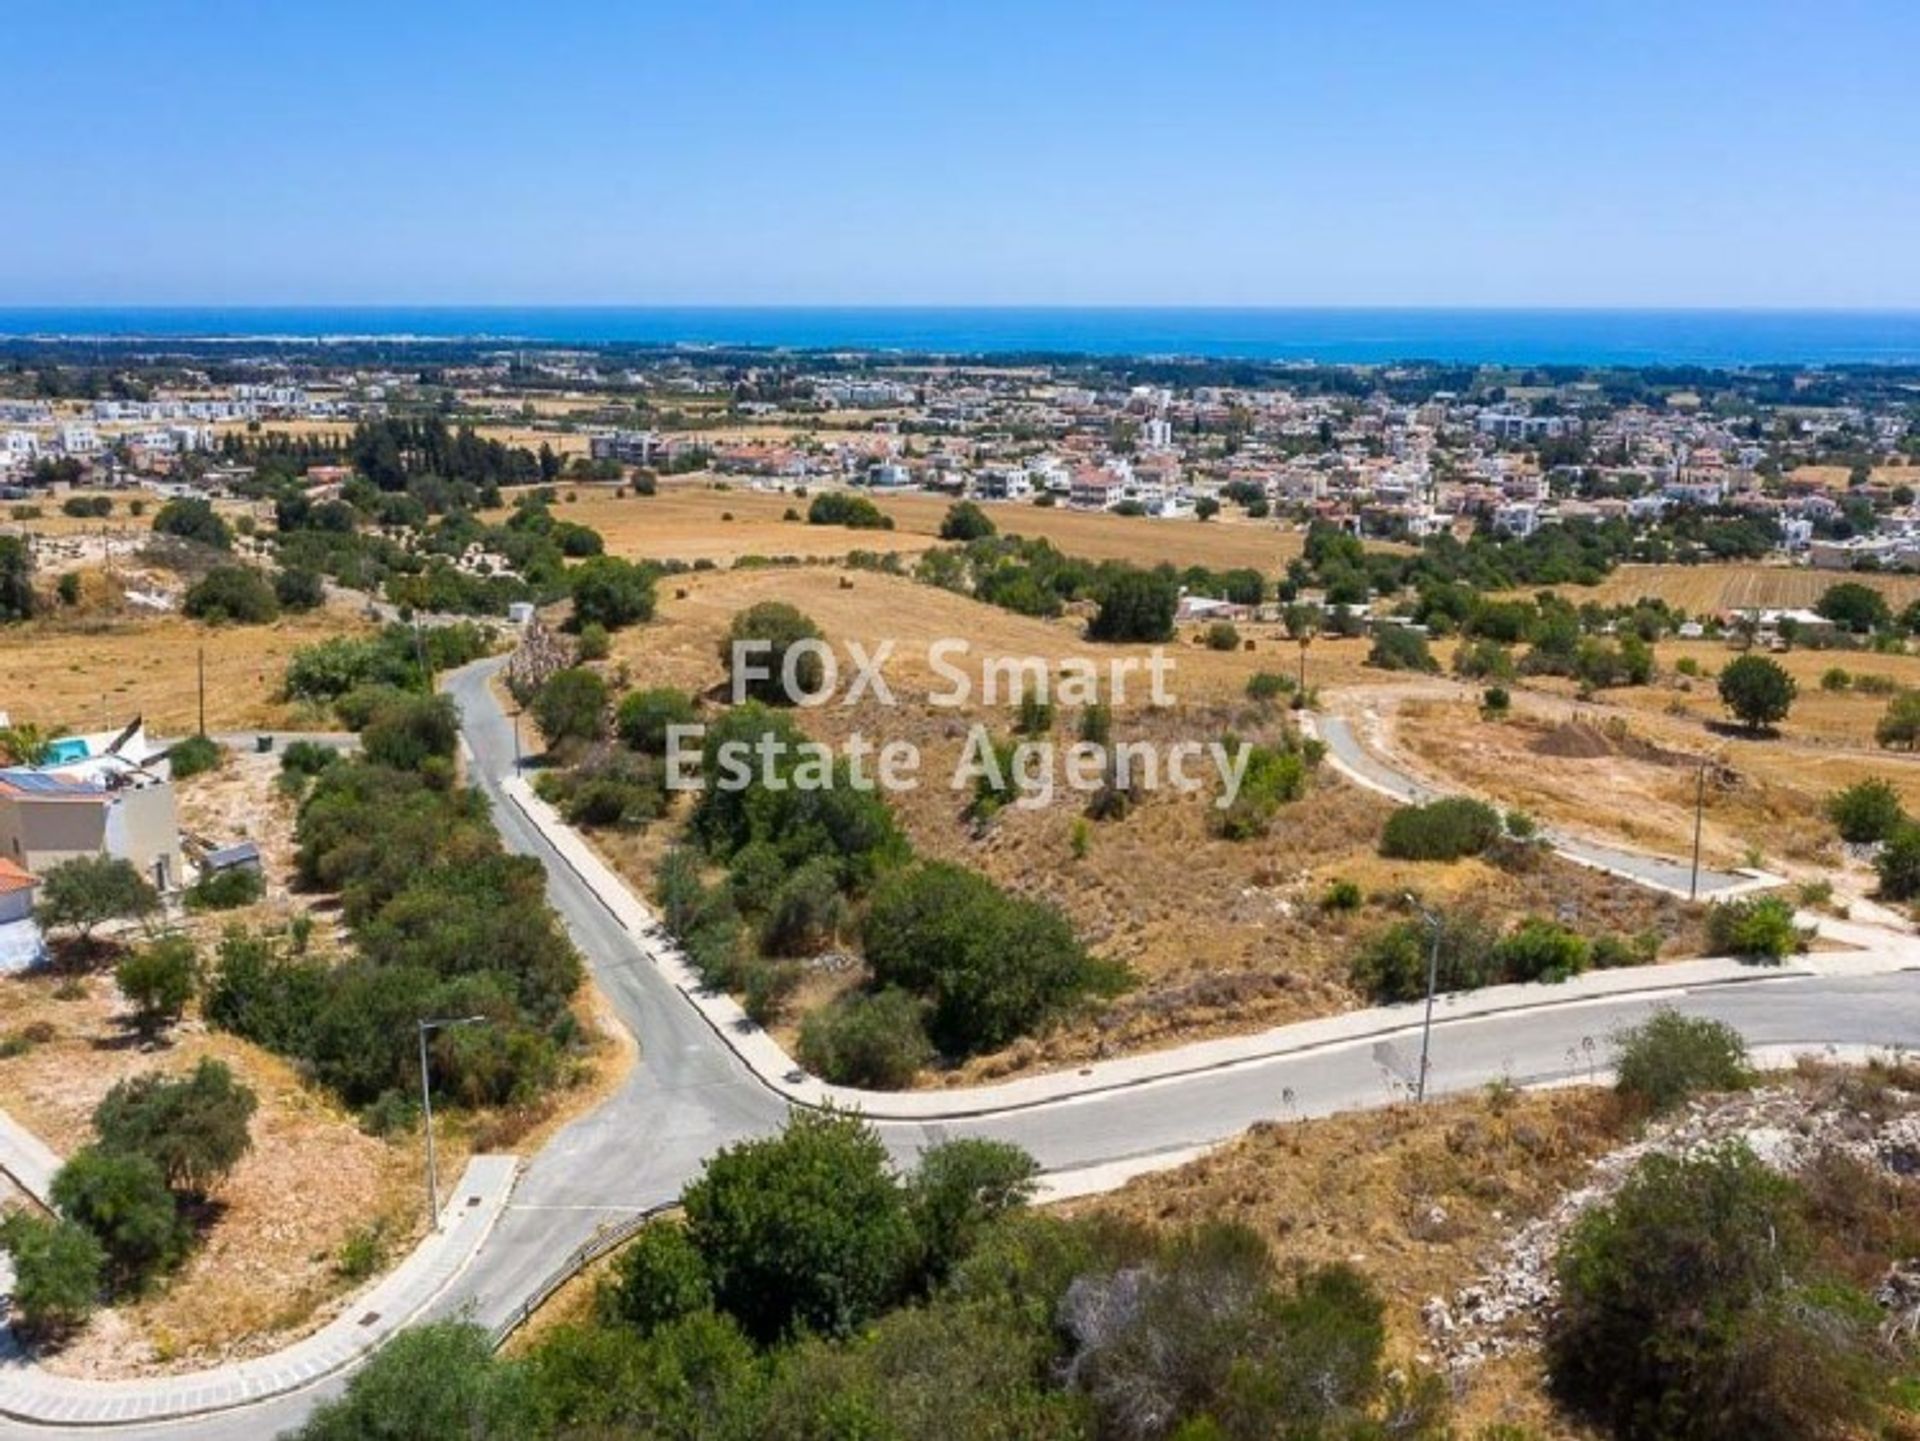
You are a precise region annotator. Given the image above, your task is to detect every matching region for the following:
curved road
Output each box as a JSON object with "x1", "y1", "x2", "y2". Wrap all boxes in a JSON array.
[{"x1": 7, "y1": 660, "x2": 1920, "y2": 1438}]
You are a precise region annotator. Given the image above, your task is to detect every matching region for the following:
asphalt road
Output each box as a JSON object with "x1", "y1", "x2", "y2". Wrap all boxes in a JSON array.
[
  {"x1": 7, "y1": 661, "x2": 1918, "y2": 1439},
  {"x1": 1315, "y1": 711, "x2": 1748, "y2": 896}
]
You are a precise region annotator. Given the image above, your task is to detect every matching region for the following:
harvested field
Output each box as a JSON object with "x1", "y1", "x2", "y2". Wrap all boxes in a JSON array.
[
  {"x1": 0, "y1": 606, "x2": 372, "y2": 734},
  {"x1": 1528, "y1": 562, "x2": 1920, "y2": 616},
  {"x1": 496, "y1": 478, "x2": 1318, "y2": 572}
]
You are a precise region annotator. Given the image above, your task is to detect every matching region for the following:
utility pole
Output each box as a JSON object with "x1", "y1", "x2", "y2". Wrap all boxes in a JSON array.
[
  {"x1": 197, "y1": 646, "x2": 206, "y2": 738},
  {"x1": 417, "y1": 1015, "x2": 487, "y2": 1231},
  {"x1": 1689, "y1": 760, "x2": 1706, "y2": 902},
  {"x1": 1400, "y1": 893, "x2": 1444, "y2": 1102}
]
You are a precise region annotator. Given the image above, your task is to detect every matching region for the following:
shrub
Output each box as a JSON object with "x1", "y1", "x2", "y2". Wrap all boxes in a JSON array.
[
  {"x1": 615, "y1": 687, "x2": 697, "y2": 755},
  {"x1": 1379, "y1": 797, "x2": 1502, "y2": 861},
  {"x1": 1245, "y1": 671, "x2": 1294, "y2": 703},
  {"x1": 1704, "y1": 894, "x2": 1803, "y2": 961},
  {"x1": 758, "y1": 857, "x2": 846, "y2": 957},
  {"x1": 186, "y1": 864, "x2": 265, "y2": 911},
  {"x1": 115, "y1": 933, "x2": 197, "y2": 1036},
  {"x1": 1366, "y1": 624, "x2": 1437, "y2": 672},
  {"x1": 1549, "y1": 1144, "x2": 1889, "y2": 1441},
  {"x1": 0, "y1": 1212, "x2": 103, "y2": 1334},
  {"x1": 274, "y1": 566, "x2": 326, "y2": 611},
  {"x1": 569, "y1": 555, "x2": 657, "y2": 630},
  {"x1": 1014, "y1": 692, "x2": 1054, "y2": 735},
  {"x1": 290, "y1": 1321, "x2": 539, "y2": 1441},
  {"x1": 1826, "y1": 777, "x2": 1904, "y2": 844},
  {"x1": 907, "y1": 1139, "x2": 1037, "y2": 1286},
  {"x1": 361, "y1": 692, "x2": 460, "y2": 772},
  {"x1": 1204, "y1": 620, "x2": 1240, "y2": 651},
  {"x1": 51, "y1": 1146, "x2": 188, "y2": 1295},
  {"x1": 1347, "y1": 912, "x2": 1499, "y2": 1003},
  {"x1": 1481, "y1": 684, "x2": 1511, "y2": 715},
  {"x1": 599, "y1": 1221, "x2": 712, "y2": 1336},
  {"x1": 1612, "y1": 1008, "x2": 1751, "y2": 1113},
  {"x1": 1321, "y1": 878, "x2": 1363, "y2": 911},
  {"x1": 575, "y1": 620, "x2": 610, "y2": 661},
  {"x1": 93, "y1": 1058, "x2": 257, "y2": 1196},
  {"x1": 152, "y1": 497, "x2": 231, "y2": 550},
  {"x1": 939, "y1": 501, "x2": 995, "y2": 541},
  {"x1": 807, "y1": 492, "x2": 893, "y2": 530},
  {"x1": 681, "y1": 1109, "x2": 916, "y2": 1343},
  {"x1": 167, "y1": 733, "x2": 223, "y2": 779},
  {"x1": 1877, "y1": 821, "x2": 1920, "y2": 900},
  {"x1": 1875, "y1": 691, "x2": 1920, "y2": 750},
  {"x1": 1820, "y1": 666, "x2": 1853, "y2": 692},
  {"x1": 1490, "y1": 918, "x2": 1591, "y2": 983},
  {"x1": 1717, "y1": 653, "x2": 1796, "y2": 733},
  {"x1": 861, "y1": 861, "x2": 1123, "y2": 1056},
  {"x1": 1216, "y1": 741, "x2": 1309, "y2": 840},
  {"x1": 796, "y1": 989, "x2": 934, "y2": 1089},
  {"x1": 280, "y1": 739, "x2": 340, "y2": 778},
  {"x1": 183, "y1": 564, "x2": 280, "y2": 624},
  {"x1": 533, "y1": 667, "x2": 608, "y2": 745},
  {"x1": 721, "y1": 601, "x2": 825, "y2": 704}
]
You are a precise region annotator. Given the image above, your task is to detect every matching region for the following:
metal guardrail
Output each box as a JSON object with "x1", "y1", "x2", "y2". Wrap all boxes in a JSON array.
[{"x1": 486, "y1": 1203, "x2": 672, "y2": 1347}]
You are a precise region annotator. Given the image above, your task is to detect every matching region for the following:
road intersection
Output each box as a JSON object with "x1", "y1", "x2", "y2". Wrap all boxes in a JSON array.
[{"x1": 3, "y1": 656, "x2": 1917, "y2": 1437}]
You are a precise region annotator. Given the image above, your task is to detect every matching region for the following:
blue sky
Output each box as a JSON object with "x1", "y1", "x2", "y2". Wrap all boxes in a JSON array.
[{"x1": 8, "y1": 1, "x2": 1918, "y2": 307}]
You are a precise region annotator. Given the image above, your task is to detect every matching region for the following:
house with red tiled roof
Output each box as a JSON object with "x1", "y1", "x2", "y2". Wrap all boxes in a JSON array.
[{"x1": 0, "y1": 856, "x2": 44, "y2": 973}]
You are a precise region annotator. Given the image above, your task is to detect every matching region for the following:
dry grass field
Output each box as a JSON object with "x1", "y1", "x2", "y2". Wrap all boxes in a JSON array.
[
  {"x1": 591, "y1": 565, "x2": 1702, "y2": 1080},
  {"x1": 1085, "y1": 1084, "x2": 1629, "y2": 1436},
  {"x1": 0, "y1": 605, "x2": 371, "y2": 735},
  {"x1": 501, "y1": 480, "x2": 1312, "y2": 573},
  {"x1": 1528, "y1": 562, "x2": 1920, "y2": 616}
]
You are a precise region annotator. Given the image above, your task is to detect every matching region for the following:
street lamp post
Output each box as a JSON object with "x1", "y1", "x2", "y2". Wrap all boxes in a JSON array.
[
  {"x1": 1689, "y1": 760, "x2": 1707, "y2": 902},
  {"x1": 1405, "y1": 894, "x2": 1442, "y2": 1103},
  {"x1": 417, "y1": 1015, "x2": 487, "y2": 1231},
  {"x1": 511, "y1": 709, "x2": 523, "y2": 773}
]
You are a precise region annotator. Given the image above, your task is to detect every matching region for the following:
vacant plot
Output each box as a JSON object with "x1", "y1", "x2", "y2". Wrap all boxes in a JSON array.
[
  {"x1": 1531, "y1": 561, "x2": 1920, "y2": 616},
  {"x1": 589, "y1": 565, "x2": 1700, "y2": 1081},
  {"x1": 1084, "y1": 1084, "x2": 1629, "y2": 1436},
  {"x1": 0, "y1": 606, "x2": 373, "y2": 734}
]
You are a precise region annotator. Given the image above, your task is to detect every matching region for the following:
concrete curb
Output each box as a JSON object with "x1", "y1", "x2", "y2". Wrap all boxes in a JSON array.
[{"x1": 0, "y1": 1156, "x2": 519, "y2": 1429}]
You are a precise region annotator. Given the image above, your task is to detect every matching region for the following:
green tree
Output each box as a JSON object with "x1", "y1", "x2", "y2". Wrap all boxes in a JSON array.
[
  {"x1": 0, "y1": 1212, "x2": 103, "y2": 1334},
  {"x1": 570, "y1": 555, "x2": 657, "y2": 631},
  {"x1": 1825, "y1": 778, "x2": 1905, "y2": 844},
  {"x1": 274, "y1": 566, "x2": 327, "y2": 611},
  {"x1": 93, "y1": 1058, "x2": 257, "y2": 1195},
  {"x1": 50, "y1": 1146, "x2": 188, "y2": 1294},
  {"x1": 1367, "y1": 625, "x2": 1437, "y2": 672},
  {"x1": 0, "y1": 534, "x2": 35, "y2": 621},
  {"x1": 720, "y1": 602, "x2": 825, "y2": 704},
  {"x1": 533, "y1": 667, "x2": 608, "y2": 745},
  {"x1": 796, "y1": 988, "x2": 934, "y2": 1089},
  {"x1": 681, "y1": 1109, "x2": 916, "y2": 1344},
  {"x1": 1087, "y1": 568, "x2": 1177, "y2": 643},
  {"x1": 1875, "y1": 821, "x2": 1920, "y2": 900},
  {"x1": 151, "y1": 497, "x2": 232, "y2": 550},
  {"x1": 36, "y1": 855, "x2": 160, "y2": 943},
  {"x1": 908, "y1": 1139, "x2": 1038, "y2": 1287},
  {"x1": 182, "y1": 565, "x2": 280, "y2": 624},
  {"x1": 861, "y1": 861, "x2": 1119, "y2": 1056},
  {"x1": 115, "y1": 933, "x2": 197, "y2": 1038},
  {"x1": 293, "y1": 1321, "x2": 540, "y2": 1441},
  {"x1": 598, "y1": 1221, "x2": 713, "y2": 1337},
  {"x1": 1815, "y1": 581, "x2": 1892, "y2": 634},
  {"x1": 1716, "y1": 654, "x2": 1796, "y2": 733},
  {"x1": 939, "y1": 501, "x2": 996, "y2": 541},
  {"x1": 616, "y1": 687, "x2": 698, "y2": 755},
  {"x1": 360, "y1": 693, "x2": 460, "y2": 773}
]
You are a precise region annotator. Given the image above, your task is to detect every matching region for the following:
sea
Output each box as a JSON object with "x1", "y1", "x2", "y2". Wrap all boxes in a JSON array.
[{"x1": 4, "y1": 307, "x2": 1920, "y2": 367}]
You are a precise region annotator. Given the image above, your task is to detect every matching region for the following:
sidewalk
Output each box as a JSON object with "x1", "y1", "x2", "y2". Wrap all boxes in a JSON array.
[
  {"x1": 0, "y1": 1156, "x2": 518, "y2": 1427},
  {"x1": 505, "y1": 776, "x2": 1920, "y2": 1123},
  {"x1": 0, "y1": 1112, "x2": 59, "y2": 1209}
]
